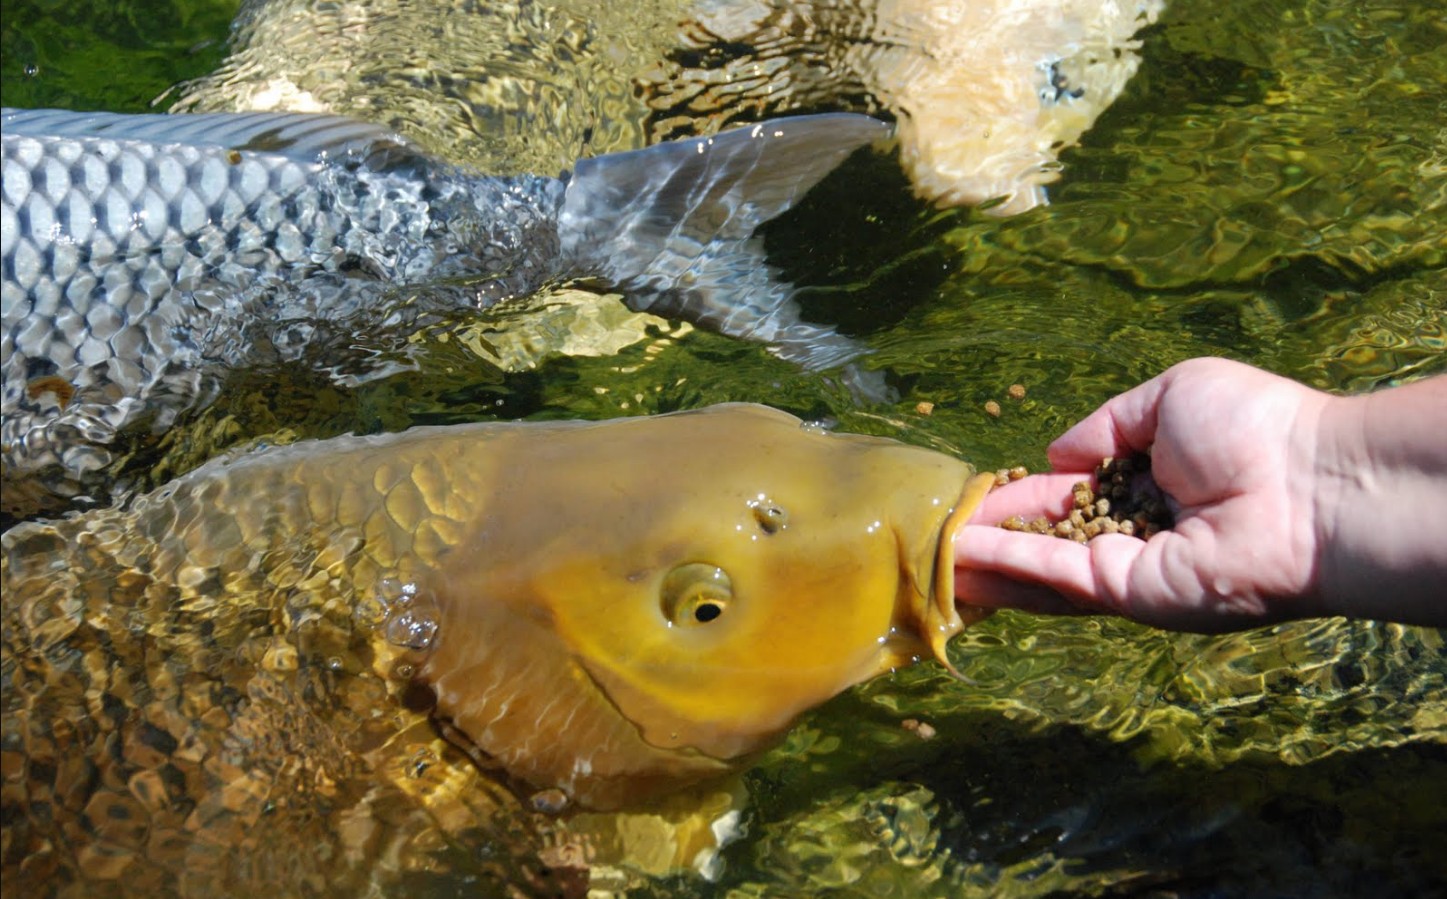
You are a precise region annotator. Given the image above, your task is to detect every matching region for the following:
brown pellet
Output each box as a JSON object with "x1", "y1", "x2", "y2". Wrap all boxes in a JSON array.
[{"x1": 994, "y1": 452, "x2": 1172, "y2": 544}]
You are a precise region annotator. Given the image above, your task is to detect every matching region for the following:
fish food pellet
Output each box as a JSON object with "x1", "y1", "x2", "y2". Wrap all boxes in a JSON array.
[
  {"x1": 996, "y1": 452, "x2": 1173, "y2": 543},
  {"x1": 994, "y1": 464, "x2": 1030, "y2": 487}
]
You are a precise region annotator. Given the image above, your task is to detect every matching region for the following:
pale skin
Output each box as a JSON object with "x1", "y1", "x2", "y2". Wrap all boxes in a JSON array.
[{"x1": 955, "y1": 357, "x2": 1447, "y2": 632}]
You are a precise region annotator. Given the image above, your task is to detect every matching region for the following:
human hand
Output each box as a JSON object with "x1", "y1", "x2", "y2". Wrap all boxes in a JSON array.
[{"x1": 954, "y1": 358, "x2": 1336, "y2": 632}]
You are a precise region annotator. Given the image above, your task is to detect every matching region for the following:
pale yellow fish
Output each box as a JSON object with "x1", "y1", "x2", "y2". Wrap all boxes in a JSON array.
[{"x1": 1, "y1": 403, "x2": 995, "y2": 892}]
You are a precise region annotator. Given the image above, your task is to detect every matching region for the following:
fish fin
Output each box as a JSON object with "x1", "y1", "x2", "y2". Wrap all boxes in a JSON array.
[
  {"x1": 0, "y1": 107, "x2": 416, "y2": 164},
  {"x1": 558, "y1": 114, "x2": 893, "y2": 395}
]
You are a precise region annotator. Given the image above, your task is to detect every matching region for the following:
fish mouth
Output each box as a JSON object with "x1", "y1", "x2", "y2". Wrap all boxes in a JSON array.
[{"x1": 922, "y1": 472, "x2": 999, "y2": 675}]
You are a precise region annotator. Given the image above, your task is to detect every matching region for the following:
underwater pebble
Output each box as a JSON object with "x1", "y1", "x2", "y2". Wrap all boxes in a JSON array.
[
  {"x1": 530, "y1": 788, "x2": 571, "y2": 814},
  {"x1": 261, "y1": 643, "x2": 298, "y2": 673},
  {"x1": 538, "y1": 840, "x2": 590, "y2": 869},
  {"x1": 984, "y1": 400, "x2": 1001, "y2": 417},
  {"x1": 1007, "y1": 383, "x2": 1026, "y2": 400}
]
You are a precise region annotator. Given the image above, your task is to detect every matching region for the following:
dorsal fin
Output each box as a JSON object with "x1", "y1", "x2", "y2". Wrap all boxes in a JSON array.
[{"x1": 1, "y1": 107, "x2": 416, "y2": 163}]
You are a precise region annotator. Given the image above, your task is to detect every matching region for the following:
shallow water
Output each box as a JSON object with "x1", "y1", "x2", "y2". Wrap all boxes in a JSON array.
[{"x1": 3, "y1": 0, "x2": 1445, "y2": 895}]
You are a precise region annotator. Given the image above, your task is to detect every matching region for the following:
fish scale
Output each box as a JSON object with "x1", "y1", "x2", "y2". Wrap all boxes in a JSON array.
[
  {"x1": 1, "y1": 402, "x2": 993, "y2": 893},
  {"x1": 2, "y1": 110, "x2": 567, "y2": 508},
  {"x1": 2, "y1": 122, "x2": 496, "y2": 495},
  {"x1": 2, "y1": 108, "x2": 890, "y2": 518}
]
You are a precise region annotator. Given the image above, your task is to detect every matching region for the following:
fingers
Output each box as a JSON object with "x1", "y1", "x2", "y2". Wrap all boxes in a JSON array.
[
  {"x1": 954, "y1": 524, "x2": 1141, "y2": 610},
  {"x1": 1048, "y1": 373, "x2": 1171, "y2": 469},
  {"x1": 951, "y1": 567, "x2": 1091, "y2": 616},
  {"x1": 968, "y1": 473, "x2": 1095, "y2": 525}
]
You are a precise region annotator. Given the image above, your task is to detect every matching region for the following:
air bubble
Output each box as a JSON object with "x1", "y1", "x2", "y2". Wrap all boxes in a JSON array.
[
  {"x1": 376, "y1": 577, "x2": 415, "y2": 604},
  {"x1": 363, "y1": 575, "x2": 440, "y2": 651},
  {"x1": 385, "y1": 607, "x2": 439, "y2": 650}
]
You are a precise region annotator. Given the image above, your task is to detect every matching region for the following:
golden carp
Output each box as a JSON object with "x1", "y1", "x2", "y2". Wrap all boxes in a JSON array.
[{"x1": 1, "y1": 403, "x2": 995, "y2": 892}]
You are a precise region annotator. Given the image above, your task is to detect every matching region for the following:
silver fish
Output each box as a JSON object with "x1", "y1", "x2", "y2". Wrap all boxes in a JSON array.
[{"x1": 1, "y1": 108, "x2": 889, "y2": 516}]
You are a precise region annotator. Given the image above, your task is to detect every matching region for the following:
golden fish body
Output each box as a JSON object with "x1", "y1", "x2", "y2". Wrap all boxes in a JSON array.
[{"x1": 1, "y1": 403, "x2": 994, "y2": 892}]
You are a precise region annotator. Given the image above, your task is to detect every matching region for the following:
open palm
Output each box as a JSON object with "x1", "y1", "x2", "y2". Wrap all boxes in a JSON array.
[{"x1": 955, "y1": 358, "x2": 1333, "y2": 631}]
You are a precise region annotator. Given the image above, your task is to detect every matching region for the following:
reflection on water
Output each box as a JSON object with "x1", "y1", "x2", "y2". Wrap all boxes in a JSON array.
[
  {"x1": 168, "y1": 0, "x2": 691, "y2": 175},
  {"x1": 721, "y1": 614, "x2": 1445, "y2": 897},
  {"x1": 164, "y1": 0, "x2": 1164, "y2": 215},
  {"x1": 2, "y1": 0, "x2": 1445, "y2": 894}
]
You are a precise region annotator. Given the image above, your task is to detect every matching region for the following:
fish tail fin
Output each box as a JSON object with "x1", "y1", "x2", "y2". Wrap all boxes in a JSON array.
[{"x1": 558, "y1": 114, "x2": 892, "y2": 397}]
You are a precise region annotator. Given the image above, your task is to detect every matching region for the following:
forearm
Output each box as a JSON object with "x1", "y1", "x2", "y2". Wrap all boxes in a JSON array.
[{"x1": 1313, "y1": 374, "x2": 1447, "y2": 625}]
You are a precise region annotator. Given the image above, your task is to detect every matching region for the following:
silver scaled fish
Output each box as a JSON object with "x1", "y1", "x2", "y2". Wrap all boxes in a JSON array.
[{"x1": 1, "y1": 108, "x2": 890, "y2": 516}]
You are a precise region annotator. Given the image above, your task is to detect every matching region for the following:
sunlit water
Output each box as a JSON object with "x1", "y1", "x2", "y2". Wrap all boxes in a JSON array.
[{"x1": 2, "y1": 0, "x2": 1444, "y2": 895}]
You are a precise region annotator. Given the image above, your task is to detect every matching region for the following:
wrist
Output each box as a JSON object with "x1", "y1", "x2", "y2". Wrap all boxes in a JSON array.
[{"x1": 1312, "y1": 376, "x2": 1447, "y2": 625}]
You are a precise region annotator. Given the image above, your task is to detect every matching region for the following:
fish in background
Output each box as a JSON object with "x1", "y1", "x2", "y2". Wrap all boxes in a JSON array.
[
  {"x1": 653, "y1": 0, "x2": 1166, "y2": 214},
  {"x1": 0, "y1": 107, "x2": 890, "y2": 518},
  {"x1": 173, "y1": 0, "x2": 1163, "y2": 215},
  {"x1": 1, "y1": 402, "x2": 998, "y2": 893}
]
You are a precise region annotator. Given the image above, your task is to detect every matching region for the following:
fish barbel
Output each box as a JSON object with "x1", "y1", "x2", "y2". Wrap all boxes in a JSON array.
[
  {"x1": 0, "y1": 108, "x2": 890, "y2": 516},
  {"x1": 1, "y1": 403, "x2": 996, "y2": 893}
]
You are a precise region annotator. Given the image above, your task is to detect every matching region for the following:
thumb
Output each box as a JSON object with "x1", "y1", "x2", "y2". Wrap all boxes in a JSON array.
[{"x1": 1048, "y1": 371, "x2": 1173, "y2": 470}]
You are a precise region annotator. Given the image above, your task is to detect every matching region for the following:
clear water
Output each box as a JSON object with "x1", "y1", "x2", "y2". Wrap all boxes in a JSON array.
[{"x1": 3, "y1": 0, "x2": 1444, "y2": 895}]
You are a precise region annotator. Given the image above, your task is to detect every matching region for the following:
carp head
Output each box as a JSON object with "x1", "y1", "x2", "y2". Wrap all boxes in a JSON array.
[{"x1": 413, "y1": 403, "x2": 995, "y2": 809}]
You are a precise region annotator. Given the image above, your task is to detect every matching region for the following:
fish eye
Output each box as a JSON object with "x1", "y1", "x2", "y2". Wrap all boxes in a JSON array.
[{"x1": 660, "y1": 563, "x2": 733, "y2": 627}]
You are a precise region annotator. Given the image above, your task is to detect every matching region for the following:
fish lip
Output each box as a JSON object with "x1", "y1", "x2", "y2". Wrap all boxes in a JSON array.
[{"x1": 924, "y1": 472, "x2": 999, "y2": 675}]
